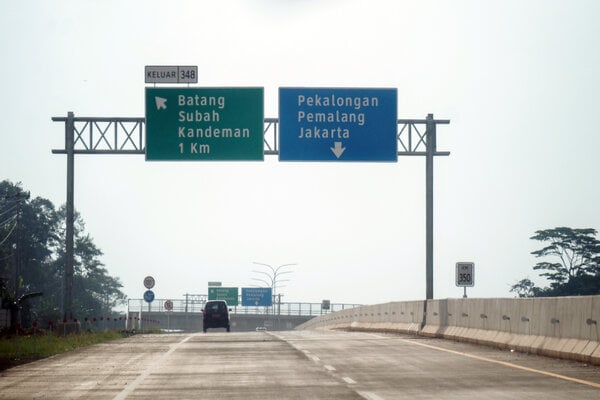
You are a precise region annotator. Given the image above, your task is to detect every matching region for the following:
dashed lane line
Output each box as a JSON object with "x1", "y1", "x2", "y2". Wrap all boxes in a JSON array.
[
  {"x1": 270, "y1": 332, "x2": 385, "y2": 398},
  {"x1": 112, "y1": 335, "x2": 193, "y2": 400},
  {"x1": 357, "y1": 391, "x2": 386, "y2": 400},
  {"x1": 343, "y1": 376, "x2": 357, "y2": 384}
]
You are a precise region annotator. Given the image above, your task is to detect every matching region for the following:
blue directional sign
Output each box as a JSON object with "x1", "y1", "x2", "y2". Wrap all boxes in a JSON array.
[
  {"x1": 279, "y1": 87, "x2": 398, "y2": 162},
  {"x1": 241, "y1": 287, "x2": 273, "y2": 307},
  {"x1": 143, "y1": 290, "x2": 155, "y2": 303}
]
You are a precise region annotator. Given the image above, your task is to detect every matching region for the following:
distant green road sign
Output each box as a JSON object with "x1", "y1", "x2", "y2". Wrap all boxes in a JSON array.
[
  {"x1": 145, "y1": 87, "x2": 264, "y2": 161},
  {"x1": 208, "y1": 287, "x2": 239, "y2": 306}
]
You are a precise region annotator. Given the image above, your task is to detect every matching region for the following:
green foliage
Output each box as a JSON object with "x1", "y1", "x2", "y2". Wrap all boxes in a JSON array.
[
  {"x1": 0, "y1": 180, "x2": 126, "y2": 325},
  {"x1": 511, "y1": 227, "x2": 600, "y2": 297},
  {"x1": 509, "y1": 278, "x2": 543, "y2": 298},
  {"x1": 0, "y1": 331, "x2": 126, "y2": 370}
]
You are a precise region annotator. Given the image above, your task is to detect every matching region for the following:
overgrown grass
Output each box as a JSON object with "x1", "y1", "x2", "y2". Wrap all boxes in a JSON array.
[{"x1": 0, "y1": 331, "x2": 125, "y2": 370}]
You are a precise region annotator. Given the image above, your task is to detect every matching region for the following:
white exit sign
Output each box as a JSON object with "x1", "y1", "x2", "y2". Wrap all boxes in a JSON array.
[{"x1": 145, "y1": 65, "x2": 197, "y2": 83}]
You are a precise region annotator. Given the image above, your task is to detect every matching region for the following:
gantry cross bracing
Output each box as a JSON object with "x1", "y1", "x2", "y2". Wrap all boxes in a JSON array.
[{"x1": 51, "y1": 115, "x2": 450, "y2": 156}]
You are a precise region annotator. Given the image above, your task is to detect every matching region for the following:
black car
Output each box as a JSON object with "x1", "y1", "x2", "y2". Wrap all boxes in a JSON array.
[{"x1": 202, "y1": 300, "x2": 231, "y2": 332}]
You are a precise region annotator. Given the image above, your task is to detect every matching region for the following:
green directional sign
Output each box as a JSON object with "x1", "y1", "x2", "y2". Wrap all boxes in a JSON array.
[
  {"x1": 145, "y1": 87, "x2": 264, "y2": 161},
  {"x1": 208, "y1": 287, "x2": 239, "y2": 306}
]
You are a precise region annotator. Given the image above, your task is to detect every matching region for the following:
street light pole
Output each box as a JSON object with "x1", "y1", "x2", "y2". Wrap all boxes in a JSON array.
[
  {"x1": 252, "y1": 262, "x2": 297, "y2": 298},
  {"x1": 252, "y1": 262, "x2": 297, "y2": 316},
  {"x1": 251, "y1": 276, "x2": 273, "y2": 289},
  {"x1": 251, "y1": 270, "x2": 274, "y2": 288}
]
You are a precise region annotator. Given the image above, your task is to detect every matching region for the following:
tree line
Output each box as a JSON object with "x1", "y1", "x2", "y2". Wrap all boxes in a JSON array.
[
  {"x1": 511, "y1": 227, "x2": 600, "y2": 297},
  {"x1": 0, "y1": 180, "x2": 126, "y2": 329},
  {"x1": 2, "y1": 179, "x2": 598, "y2": 329}
]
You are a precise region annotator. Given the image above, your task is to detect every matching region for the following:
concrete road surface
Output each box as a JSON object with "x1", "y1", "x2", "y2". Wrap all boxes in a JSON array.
[{"x1": 0, "y1": 330, "x2": 599, "y2": 399}]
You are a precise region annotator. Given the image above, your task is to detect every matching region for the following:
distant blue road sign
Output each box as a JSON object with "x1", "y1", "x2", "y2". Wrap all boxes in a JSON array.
[
  {"x1": 144, "y1": 290, "x2": 155, "y2": 303},
  {"x1": 242, "y1": 287, "x2": 273, "y2": 307},
  {"x1": 279, "y1": 87, "x2": 398, "y2": 162}
]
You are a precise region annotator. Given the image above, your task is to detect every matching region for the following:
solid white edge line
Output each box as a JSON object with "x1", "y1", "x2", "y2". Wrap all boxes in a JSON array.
[{"x1": 397, "y1": 337, "x2": 600, "y2": 389}]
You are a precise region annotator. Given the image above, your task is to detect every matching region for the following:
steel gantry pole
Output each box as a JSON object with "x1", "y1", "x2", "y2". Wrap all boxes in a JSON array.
[
  {"x1": 64, "y1": 111, "x2": 75, "y2": 321},
  {"x1": 52, "y1": 114, "x2": 146, "y2": 322},
  {"x1": 425, "y1": 114, "x2": 435, "y2": 300},
  {"x1": 397, "y1": 115, "x2": 449, "y2": 301}
]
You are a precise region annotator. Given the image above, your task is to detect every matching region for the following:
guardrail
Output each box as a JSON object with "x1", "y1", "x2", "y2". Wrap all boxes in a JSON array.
[{"x1": 127, "y1": 298, "x2": 361, "y2": 317}]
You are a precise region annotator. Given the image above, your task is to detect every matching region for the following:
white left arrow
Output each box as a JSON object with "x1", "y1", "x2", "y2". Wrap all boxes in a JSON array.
[
  {"x1": 155, "y1": 96, "x2": 167, "y2": 110},
  {"x1": 330, "y1": 141, "x2": 346, "y2": 159}
]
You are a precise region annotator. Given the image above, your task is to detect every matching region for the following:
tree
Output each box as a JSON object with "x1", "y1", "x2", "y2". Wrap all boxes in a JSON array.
[
  {"x1": 50, "y1": 205, "x2": 127, "y2": 318},
  {"x1": 1, "y1": 180, "x2": 126, "y2": 328},
  {"x1": 1, "y1": 180, "x2": 56, "y2": 329},
  {"x1": 0, "y1": 181, "x2": 32, "y2": 299},
  {"x1": 510, "y1": 227, "x2": 600, "y2": 297},
  {"x1": 509, "y1": 278, "x2": 542, "y2": 298}
]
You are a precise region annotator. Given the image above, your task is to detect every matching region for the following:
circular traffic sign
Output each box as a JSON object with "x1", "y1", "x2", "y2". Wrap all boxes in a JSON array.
[
  {"x1": 143, "y1": 276, "x2": 155, "y2": 289},
  {"x1": 164, "y1": 300, "x2": 173, "y2": 311},
  {"x1": 143, "y1": 290, "x2": 155, "y2": 303}
]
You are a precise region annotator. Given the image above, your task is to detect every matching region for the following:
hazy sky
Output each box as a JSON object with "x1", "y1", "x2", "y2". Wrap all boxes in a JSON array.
[{"x1": 1, "y1": 0, "x2": 599, "y2": 308}]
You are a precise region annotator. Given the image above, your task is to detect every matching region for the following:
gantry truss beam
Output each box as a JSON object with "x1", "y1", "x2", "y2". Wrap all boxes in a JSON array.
[{"x1": 51, "y1": 116, "x2": 450, "y2": 156}]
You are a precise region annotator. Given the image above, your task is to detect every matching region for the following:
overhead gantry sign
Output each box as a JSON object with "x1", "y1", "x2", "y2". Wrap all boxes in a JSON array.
[{"x1": 52, "y1": 85, "x2": 449, "y2": 321}]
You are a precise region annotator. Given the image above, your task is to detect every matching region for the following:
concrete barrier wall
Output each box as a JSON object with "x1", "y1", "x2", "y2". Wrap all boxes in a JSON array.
[
  {"x1": 127, "y1": 312, "x2": 313, "y2": 332},
  {"x1": 299, "y1": 301, "x2": 426, "y2": 333},
  {"x1": 295, "y1": 296, "x2": 600, "y2": 365}
]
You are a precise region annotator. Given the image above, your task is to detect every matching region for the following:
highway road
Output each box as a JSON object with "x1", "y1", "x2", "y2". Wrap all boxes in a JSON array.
[{"x1": 1, "y1": 330, "x2": 599, "y2": 399}]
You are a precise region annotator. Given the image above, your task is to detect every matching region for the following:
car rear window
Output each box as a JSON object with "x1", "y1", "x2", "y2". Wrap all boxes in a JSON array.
[{"x1": 206, "y1": 302, "x2": 227, "y2": 312}]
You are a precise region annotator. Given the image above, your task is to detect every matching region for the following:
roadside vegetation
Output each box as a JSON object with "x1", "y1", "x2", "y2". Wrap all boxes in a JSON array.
[
  {"x1": 0, "y1": 331, "x2": 127, "y2": 371},
  {"x1": 0, "y1": 180, "x2": 126, "y2": 332},
  {"x1": 511, "y1": 227, "x2": 600, "y2": 297}
]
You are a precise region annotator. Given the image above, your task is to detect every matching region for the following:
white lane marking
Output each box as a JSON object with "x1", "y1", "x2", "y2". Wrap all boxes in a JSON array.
[
  {"x1": 397, "y1": 337, "x2": 600, "y2": 390},
  {"x1": 309, "y1": 355, "x2": 320, "y2": 362},
  {"x1": 324, "y1": 365, "x2": 336, "y2": 371},
  {"x1": 357, "y1": 391, "x2": 385, "y2": 400},
  {"x1": 112, "y1": 335, "x2": 193, "y2": 400},
  {"x1": 342, "y1": 376, "x2": 357, "y2": 384},
  {"x1": 302, "y1": 350, "x2": 311, "y2": 354},
  {"x1": 76, "y1": 381, "x2": 97, "y2": 390}
]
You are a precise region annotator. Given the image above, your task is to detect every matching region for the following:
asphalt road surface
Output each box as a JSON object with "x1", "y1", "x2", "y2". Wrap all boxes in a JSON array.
[{"x1": 1, "y1": 330, "x2": 599, "y2": 399}]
